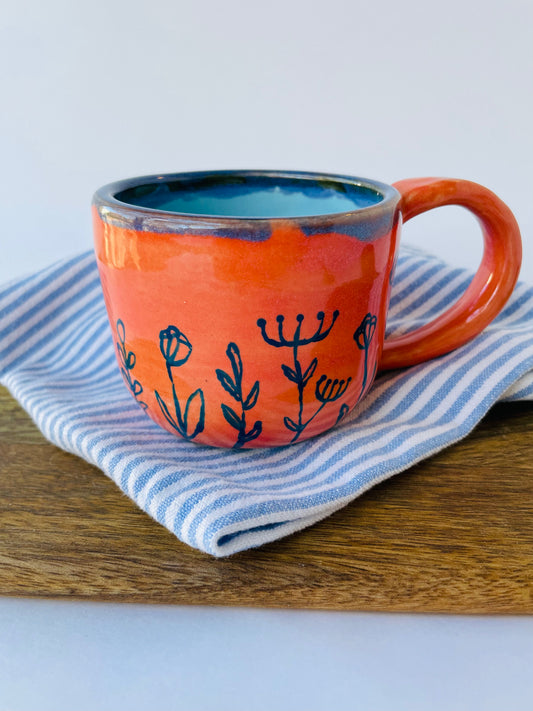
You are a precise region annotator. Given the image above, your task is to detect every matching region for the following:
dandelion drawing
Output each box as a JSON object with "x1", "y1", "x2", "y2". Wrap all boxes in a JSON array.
[
  {"x1": 155, "y1": 325, "x2": 205, "y2": 441},
  {"x1": 313, "y1": 374, "x2": 352, "y2": 429},
  {"x1": 354, "y1": 312, "x2": 377, "y2": 397},
  {"x1": 115, "y1": 319, "x2": 147, "y2": 410},
  {"x1": 216, "y1": 342, "x2": 262, "y2": 448},
  {"x1": 257, "y1": 310, "x2": 350, "y2": 442}
]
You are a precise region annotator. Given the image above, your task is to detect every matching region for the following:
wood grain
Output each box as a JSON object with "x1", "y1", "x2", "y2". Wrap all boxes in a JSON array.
[{"x1": 1, "y1": 385, "x2": 532, "y2": 613}]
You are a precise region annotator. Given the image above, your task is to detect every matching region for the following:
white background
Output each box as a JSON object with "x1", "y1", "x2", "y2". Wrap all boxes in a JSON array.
[
  {"x1": 1, "y1": 0, "x2": 533, "y2": 709},
  {"x1": 1, "y1": 0, "x2": 532, "y2": 283}
]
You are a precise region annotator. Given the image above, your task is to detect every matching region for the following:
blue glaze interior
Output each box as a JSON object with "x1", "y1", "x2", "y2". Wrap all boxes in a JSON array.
[{"x1": 115, "y1": 174, "x2": 383, "y2": 218}]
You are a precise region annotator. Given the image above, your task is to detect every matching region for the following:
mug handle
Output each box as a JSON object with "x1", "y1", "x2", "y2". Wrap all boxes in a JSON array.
[{"x1": 380, "y1": 177, "x2": 522, "y2": 370}]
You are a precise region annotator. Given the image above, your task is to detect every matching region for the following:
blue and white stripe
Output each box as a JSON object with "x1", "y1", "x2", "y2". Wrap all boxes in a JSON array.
[{"x1": 1, "y1": 245, "x2": 532, "y2": 556}]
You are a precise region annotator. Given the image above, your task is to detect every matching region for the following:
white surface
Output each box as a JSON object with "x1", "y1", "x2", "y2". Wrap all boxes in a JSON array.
[
  {"x1": 1, "y1": 598, "x2": 533, "y2": 711},
  {"x1": 1, "y1": 1, "x2": 532, "y2": 709}
]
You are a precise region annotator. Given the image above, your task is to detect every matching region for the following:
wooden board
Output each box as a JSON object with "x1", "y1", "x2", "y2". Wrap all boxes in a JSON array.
[{"x1": 1, "y1": 385, "x2": 532, "y2": 613}]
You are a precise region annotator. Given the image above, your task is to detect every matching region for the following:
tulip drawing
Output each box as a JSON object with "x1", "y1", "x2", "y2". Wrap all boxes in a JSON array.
[
  {"x1": 155, "y1": 324, "x2": 205, "y2": 441},
  {"x1": 159, "y1": 325, "x2": 193, "y2": 379},
  {"x1": 353, "y1": 312, "x2": 377, "y2": 397}
]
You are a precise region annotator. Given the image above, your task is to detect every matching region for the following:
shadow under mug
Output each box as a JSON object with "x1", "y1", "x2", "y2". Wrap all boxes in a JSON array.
[{"x1": 92, "y1": 171, "x2": 522, "y2": 448}]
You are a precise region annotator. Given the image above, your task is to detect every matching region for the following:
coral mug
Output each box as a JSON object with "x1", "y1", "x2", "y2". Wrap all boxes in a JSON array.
[{"x1": 92, "y1": 170, "x2": 521, "y2": 448}]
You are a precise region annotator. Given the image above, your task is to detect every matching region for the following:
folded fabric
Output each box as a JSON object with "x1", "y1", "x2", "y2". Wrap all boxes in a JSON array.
[{"x1": 1, "y1": 245, "x2": 532, "y2": 556}]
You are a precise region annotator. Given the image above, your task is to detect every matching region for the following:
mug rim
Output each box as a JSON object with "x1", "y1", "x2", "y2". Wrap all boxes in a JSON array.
[{"x1": 93, "y1": 169, "x2": 400, "y2": 230}]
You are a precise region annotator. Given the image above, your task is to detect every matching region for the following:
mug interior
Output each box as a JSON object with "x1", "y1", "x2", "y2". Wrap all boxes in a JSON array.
[{"x1": 114, "y1": 173, "x2": 385, "y2": 219}]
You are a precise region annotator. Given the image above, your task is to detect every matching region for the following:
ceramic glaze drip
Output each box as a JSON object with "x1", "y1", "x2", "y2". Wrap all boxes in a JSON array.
[{"x1": 115, "y1": 176, "x2": 383, "y2": 218}]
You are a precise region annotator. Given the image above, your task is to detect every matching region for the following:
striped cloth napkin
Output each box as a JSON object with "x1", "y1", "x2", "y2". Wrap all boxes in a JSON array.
[{"x1": 1, "y1": 245, "x2": 532, "y2": 556}]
